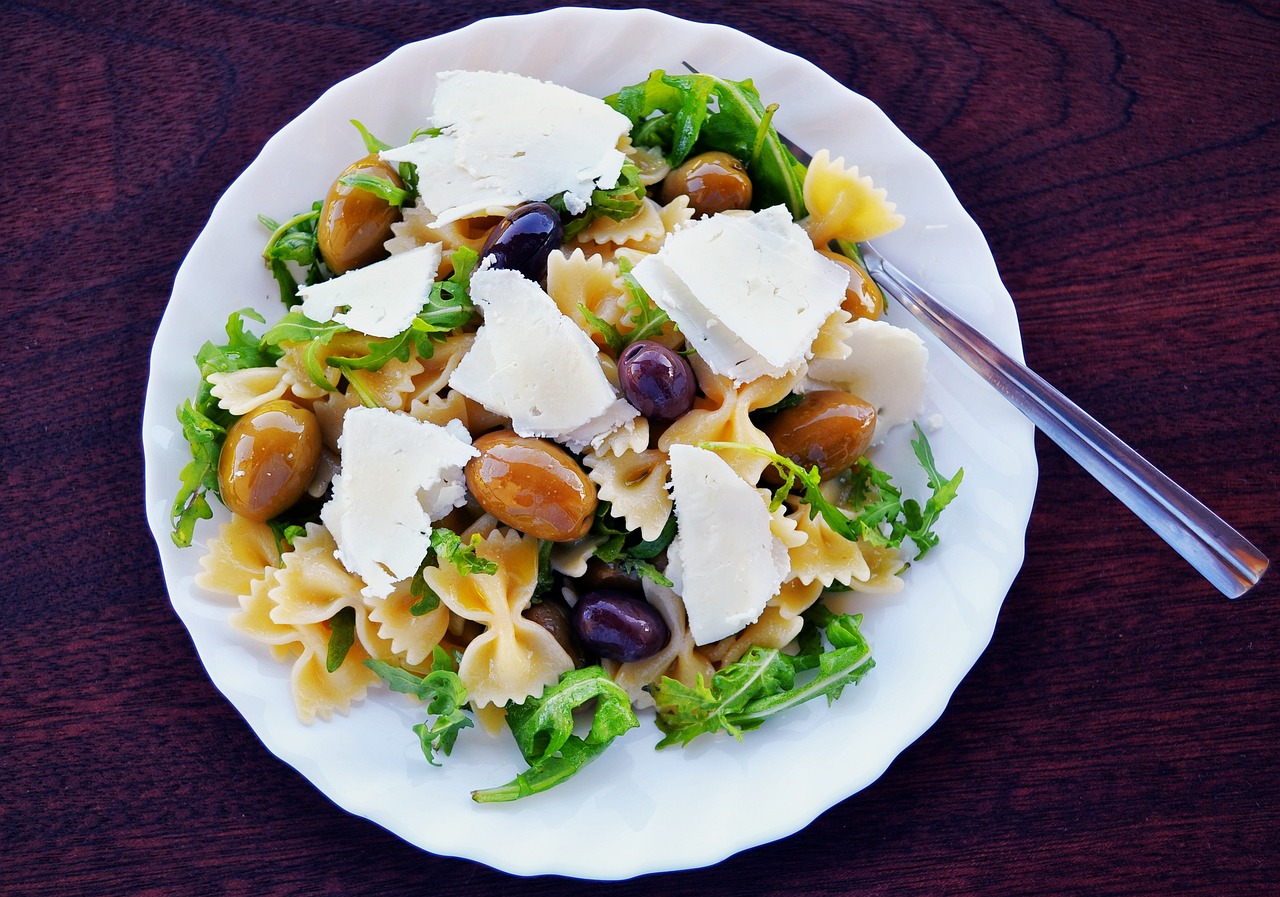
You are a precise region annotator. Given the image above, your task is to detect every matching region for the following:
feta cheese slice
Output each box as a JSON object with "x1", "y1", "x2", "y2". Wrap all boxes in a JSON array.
[
  {"x1": 297, "y1": 243, "x2": 442, "y2": 338},
  {"x1": 321, "y1": 406, "x2": 478, "y2": 599},
  {"x1": 631, "y1": 205, "x2": 847, "y2": 384},
  {"x1": 666, "y1": 444, "x2": 790, "y2": 645},
  {"x1": 804, "y1": 317, "x2": 929, "y2": 441},
  {"x1": 448, "y1": 266, "x2": 638, "y2": 450},
  {"x1": 381, "y1": 70, "x2": 631, "y2": 225}
]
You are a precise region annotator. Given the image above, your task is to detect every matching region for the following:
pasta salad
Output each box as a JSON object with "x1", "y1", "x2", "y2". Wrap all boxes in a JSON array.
[{"x1": 171, "y1": 68, "x2": 962, "y2": 801}]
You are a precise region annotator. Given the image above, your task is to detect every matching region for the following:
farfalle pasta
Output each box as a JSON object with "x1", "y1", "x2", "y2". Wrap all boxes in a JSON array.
[{"x1": 169, "y1": 67, "x2": 960, "y2": 801}]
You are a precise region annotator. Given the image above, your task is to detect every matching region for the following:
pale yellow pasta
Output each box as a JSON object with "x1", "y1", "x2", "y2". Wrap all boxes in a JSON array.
[
  {"x1": 659, "y1": 355, "x2": 801, "y2": 482},
  {"x1": 606, "y1": 578, "x2": 713, "y2": 710},
  {"x1": 702, "y1": 604, "x2": 805, "y2": 668},
  {"x1": 574, "y1": 197, "x2": 667, "y2": 246},
  {"x1": 364, "y1": 581, "x2": 451, "y2": 669},
  {"x1": 771, "y1": 577, "x2": 826, "y2": 620},
  {"x1": 825, "y1": 542, "x2": 907, "y2": 601},
  {"x1": 810, "y1": 306, "x2": 855, "y2": 361},
  {"x1": 545, "y1": 248, "x2": 628, "y2": 340},
  {"x1": 311, "y1": 389, "x2": 362, "y2": 453},
  {"x1": 405, "y1": 333, "x2": 474, "y2": 408},
  {"x1": 196, "y1": 515, "x2": 281, "y2": 599},
  {"x1": 583, "y1": 448, "x2": 672, "y2": 542},
  {"x1": 422, "y1": 528, "x2": 573, "y2": 708},
  {"x1": 801, "y1": 148, "x2": 905, "y2": 247},
  {"x1": 385, "y1": 201, "x2": 507, "y2": 254},
  {"x1": 208, "y1": 366, "x2": 288, "y2": 415},
  {"x1": 590, "y1": 415, "x2": 650, "y2": 457},
  {"x1": 229, "y1": 558, "x2": 382, "y2": 724},
  {"x1": 620, "y1": 135, "x2": 670, "y2": 186}
]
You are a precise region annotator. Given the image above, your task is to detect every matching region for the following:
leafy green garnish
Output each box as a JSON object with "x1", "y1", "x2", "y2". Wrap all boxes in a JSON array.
[
  {"x1": 366, "y1": 648, "x2": 474, "y2": 766},
  {"x1": 606, "y1": 70, "x2": 809, "y2": 218},
  {"x1": 580, "y1": 256, "x2": 673, "y2": 355},
  {"x1": 550, "y1": 158, "x2": 646, "y2": 239},
  {"x1": 701, "y1": 423, "x2": 962, "y2": 559},
  {"x1": 337, "y1": 171, "x2": 411, "y2": 207},
  {"x1": 326, "y1": 606, "x2": 356, "y2": 672},
  {"x1": 471, "y1": 666, "x2": 639, "y2": 802},
  {"x1": 589, "y1": 502, "x2": 676, "y2": 588},
  {"x1": 408, "y1": 528, "x2": 498, "y2": 616},
  {"x1": 257, "y1": 245, "x2": 482, "y2": 406},
  {"x1": 648, "y1": 608, "x2": 874, "y2": 748},
  {"x1": 260, "y1": 203, "x2": 326, "y2": 306},
  {"x1": 170, "y1": 309, "x2": 283, "y2": 547}
]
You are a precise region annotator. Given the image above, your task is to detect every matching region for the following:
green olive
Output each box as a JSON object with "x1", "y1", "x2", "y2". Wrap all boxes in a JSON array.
[
  {"x1": 218, "y1": 399, "x2": 322, "y2": 521},
  {"x1": 762, "y1": 390, "x2": 877, "y2": 481},
  {"x1": 659, "y1": 151, "x2": 753, "y2": 216},
  {"x1": 317, "y1": 154, "x2": 403, "y2": 274},
  {"x1": 819, "y1": 249, "x2": 884, "y2": 321},
  {"x1": 465, "y1": 431, "x2": 598, "y2": 542}
]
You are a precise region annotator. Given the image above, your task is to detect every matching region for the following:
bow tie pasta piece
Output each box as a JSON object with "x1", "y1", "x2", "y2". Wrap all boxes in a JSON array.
[
  {"x1": 800, "y1": 148, "x2": 905, "y2": 247},
  {"x1": 423, "y1": 528, "x2": 574, "y2": 709}
]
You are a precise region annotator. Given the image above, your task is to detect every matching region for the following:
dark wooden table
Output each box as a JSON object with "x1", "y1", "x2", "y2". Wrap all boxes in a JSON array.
[{"x1": 4, "y1": 1, "x2": 1277, "y2": 894}]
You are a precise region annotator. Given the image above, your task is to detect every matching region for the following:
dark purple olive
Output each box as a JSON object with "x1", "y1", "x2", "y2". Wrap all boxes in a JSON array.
[
  {"x1": 479, "y1": 202, "x2": 563, "y2": 281},
  {"x1": 571, "y1": 590, "x2": 669, "y2": 662},
  {"x1": 617, "y1": 340, "x2": 695, "y2": 421}
]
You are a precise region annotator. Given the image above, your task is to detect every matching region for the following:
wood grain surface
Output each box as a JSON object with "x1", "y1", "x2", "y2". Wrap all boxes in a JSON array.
[{"x1": 3, "y1": 1, "x2": 1277, "y2": 894}]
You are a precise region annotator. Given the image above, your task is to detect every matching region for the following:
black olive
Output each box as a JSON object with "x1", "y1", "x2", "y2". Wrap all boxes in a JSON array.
[
  {"x1": 479, "y1": 202, "x2": 563, "y2": 281},
  {"x1": 571, "y1": 590, "x2": 670, "y2": 662},
  {"x1": 617, "y1": 340, "x2": 696, "y2": 421}
]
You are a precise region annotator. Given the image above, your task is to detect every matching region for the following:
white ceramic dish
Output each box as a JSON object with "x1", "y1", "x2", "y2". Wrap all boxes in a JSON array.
[{"x1": 142, "y1": 7, "x2": 1037, "y2": 880}]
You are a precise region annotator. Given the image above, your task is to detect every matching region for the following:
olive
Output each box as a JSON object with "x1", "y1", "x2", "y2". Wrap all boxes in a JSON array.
[
  {"x1": 576, "y1": 557, "x2": 644, "y2": 593},
  {"x1": 617, "y1": 340, "x2": 695, "y2": 421},
  {"x1": 317, "y1": 155, "x2": 404, "y2": 275},
  {"x1": 465, "y1": 430, "x2": 597, "y2": 542},
  {"x1": 659, "y1": 151, "x2": 753, "y2": 216},
  {"x1": 218, "y1": 399, "x2": 322, "y2": 521},
  {"x1": 762, "y1": 390, "x2": 877, "y2": 480},
  {"x1": 818, "y1": 249, "x2": 884, "y2": 320},
  {"x1": 479, "y1": 202, "x2": 563, "y2": 281},
  {"x1": 524, "y1": 594, "x2": 591, "y2": 668},
  {"x1": 571, "y1": 590, "x2": 669, "y2": 662}
]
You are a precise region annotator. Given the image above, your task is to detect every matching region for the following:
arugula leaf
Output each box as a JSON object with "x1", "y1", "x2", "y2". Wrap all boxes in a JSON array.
[
  {"x1": 408, "y1": 527, "x2": 498, "y2": 615},
  {"x1": 365, "y1": 648, "x2": 474, "y2": 766},
  {"x1": 648, "y1": 609, "x2": 874, "y2": 748},
  {"x1": 337, "y1": 171, "x2": 411, "y2": 207},
  {"x1": 170, "y1": 309, "x2": 283, "y2": 547},
  {"x1": 606, "y1": 70, "x2": 808, "y2": 218},
  {"x1": 471, "y1": 666, "x2": 639, "y2": 802},
  {"x1": 260, "y1": 203, "x2": 326, "y2": 306},
  {"x1": 579, "y1": 256, "x2": 671, "y2": 355},
  {"x1": 589, "y1": 502, "x2": 676, "y2": 588},
  {"x1": 550, "y1": 158, "x2": 646, "y2": 238},
  {"x1": 326, "y1": 606, "x2": 356, "y2": 672},
  {"x1": 699, "y1": 423, "x2": 962, "y2": 559}
]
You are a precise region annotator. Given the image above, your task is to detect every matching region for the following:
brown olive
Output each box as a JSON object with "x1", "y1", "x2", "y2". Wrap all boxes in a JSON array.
[
  {"x1": 218, "y1": 399, "x2": 322, "y2": 521},
  {"x1": 659, "y1": 151, "x2": 753, "y2": 216},
  {"x1": 818, "y1": 249, "x2": 884, "y2": 321},
  {"x1": 762, "y1": 390, "x2": 877, "y2": 480},
  {"x1": 317, "y1": 154, "x2": 403, "y2": 274},
  {"x1": 465, "y1": 430, "x2": 597, "y2": 542},
  {"x1": 524, "y1": 595, "x2": 591, "y2": 668}
]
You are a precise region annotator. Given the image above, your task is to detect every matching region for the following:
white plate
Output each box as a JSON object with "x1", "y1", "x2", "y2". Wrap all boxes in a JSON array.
[{"x1": 142, "y1": 7, "x2": 1037, "y2": 880}]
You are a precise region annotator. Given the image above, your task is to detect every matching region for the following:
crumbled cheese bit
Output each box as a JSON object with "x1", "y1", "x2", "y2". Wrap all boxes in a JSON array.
[
  {"x1": 448, "y1": 266, "x2": 637, "y2": 450},
  {"x1": 321, "y1": 406, "x2": 477, "y2": 598},
  {"x1": 381, "y1": 70, "x2": 632, "y2": 225},
  {"x1": 297, "y1": 243, "x2": 442, "y2": 338},
  {"x1": 666, "y1": 444, "x2": 790, "y2": 645},
  {"x1": 631, "y1": 205, "x2": 847, "y2": 384},
  {"x1": 804, "y1": 317, "x2": 929, "y2": 442}
]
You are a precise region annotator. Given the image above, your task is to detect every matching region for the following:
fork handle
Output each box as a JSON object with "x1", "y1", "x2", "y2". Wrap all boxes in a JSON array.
[{"x1": 860, "y1": 244, "x2": 1269, "y2": 598}]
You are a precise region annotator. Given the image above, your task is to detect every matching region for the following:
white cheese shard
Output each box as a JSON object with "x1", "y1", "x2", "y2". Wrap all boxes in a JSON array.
[
  {"x1": 297, "y1": 243, "x2": 442, "y2": 338},
  {"x1": 804, "y1": 317, "x2": 929, "y2": 442},
  {"x1": 448, "y1": 266, "x2": 638, "y2": 451},
  {"x1": 380, "y1": 70, "x2": 631, "y2": 225},
  {"x1": 321, "y1": 406, "x2": 478, "y2": 599},
  {"x1": 665, "y1": 444, "x2": 790, "y2": 645},
  {"x1": 631, "y1": 205, "x2": 847, "y2": 384}
]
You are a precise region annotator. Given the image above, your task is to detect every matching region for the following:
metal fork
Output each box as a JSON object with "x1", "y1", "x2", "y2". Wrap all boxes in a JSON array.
[{"x1": 679, "y1": 63, "x2": 1268, "y2": 597}]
